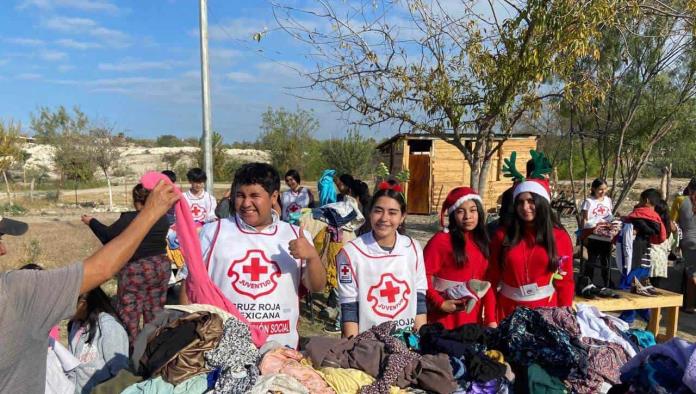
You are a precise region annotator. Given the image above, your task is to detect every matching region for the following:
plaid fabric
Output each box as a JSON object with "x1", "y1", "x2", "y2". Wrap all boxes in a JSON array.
[{"x1": 116, "y1": 254, "x2": 171, "y2": 345}]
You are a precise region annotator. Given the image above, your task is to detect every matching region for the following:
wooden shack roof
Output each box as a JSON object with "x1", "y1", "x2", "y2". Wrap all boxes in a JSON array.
[{"x1": 375, "y1": 132, "x2": 538, "y2": 151}]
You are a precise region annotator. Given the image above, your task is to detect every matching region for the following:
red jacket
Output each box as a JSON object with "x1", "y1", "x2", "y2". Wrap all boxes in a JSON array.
[
  {"x1": 487, "y1": 226, "x2": 574, "y2": 322},
  {"x1": 625, "y1": 206, "x2": 667, "y2": 244},
  {"x1": 424, "y1": 231, "x2": 496, "y2": 328}
]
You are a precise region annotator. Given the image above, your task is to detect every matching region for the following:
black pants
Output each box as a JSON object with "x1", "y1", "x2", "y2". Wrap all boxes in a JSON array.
[{"x1": 583, "y1": 238, "x2": 613, "y2": 287}]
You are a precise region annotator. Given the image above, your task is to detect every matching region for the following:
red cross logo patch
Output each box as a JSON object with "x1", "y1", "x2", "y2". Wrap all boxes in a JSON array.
[
  {"x1": 367, "y1": 273, "x2": 411, "y2": 319},
  {"x1": 227, "y1": 249, "x2": 281, "y2": 299},
  {"x1": 338, "y1": 260, "x2": 352, "y2": 284},
  {"x1": 190, "y1": 203, "x2": 206, "y2": 222},
  {"x1": 288, "y1": 202, "x2": 301, "y2": 213},
  {"x1": 592, "y1": 204, "x2": 609, "y2": 217}
]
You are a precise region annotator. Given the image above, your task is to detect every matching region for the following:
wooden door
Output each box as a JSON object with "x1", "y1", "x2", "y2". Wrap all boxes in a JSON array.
[{"x1": 407, "y1": 154, "x2": 431, "y2": 214}]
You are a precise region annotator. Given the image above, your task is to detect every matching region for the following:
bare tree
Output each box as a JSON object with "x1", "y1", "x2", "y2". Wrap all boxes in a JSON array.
[
  {"x1": 272, "y1": 0, "x2": 616, "y2": 198},
  {"x1": 564, "y1": 2, "x2": 696, "y2": 212},
  {"x1": 89, "y1": 127, "x2": 122, "y2": 211}
]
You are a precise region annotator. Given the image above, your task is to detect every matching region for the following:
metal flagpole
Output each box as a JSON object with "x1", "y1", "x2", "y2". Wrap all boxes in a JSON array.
[{"x1": 199, "y1": 0, "x2": 214, "y2": 191}]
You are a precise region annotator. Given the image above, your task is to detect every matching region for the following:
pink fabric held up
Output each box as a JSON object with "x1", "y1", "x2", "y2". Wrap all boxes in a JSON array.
[{"x1": 139, "y1": 172, "x2": 268, "y2": 347}]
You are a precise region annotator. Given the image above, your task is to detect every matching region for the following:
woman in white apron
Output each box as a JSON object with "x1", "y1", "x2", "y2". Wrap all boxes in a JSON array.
[{"x1": 337, "y1": 183, "x2": 427, "y2": 336}]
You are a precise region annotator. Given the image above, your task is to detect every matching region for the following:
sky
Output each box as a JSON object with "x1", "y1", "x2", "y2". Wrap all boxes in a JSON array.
[{"x1": 0, "y1": 0, "x2": 373, "y2": 142}]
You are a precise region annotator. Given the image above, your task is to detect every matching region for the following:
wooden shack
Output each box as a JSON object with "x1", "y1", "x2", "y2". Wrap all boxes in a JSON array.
[{"x1": 376, "y1": 134, "x2": 538, "y2": 214}]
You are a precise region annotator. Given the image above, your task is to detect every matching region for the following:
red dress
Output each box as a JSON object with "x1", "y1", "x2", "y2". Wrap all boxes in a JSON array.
[
  {"x1": 424, "y1": 231, "x2": 496, "y2": 328},
  {"x1": 487, "y1": 226, "x2": 574, "y2": 322}
]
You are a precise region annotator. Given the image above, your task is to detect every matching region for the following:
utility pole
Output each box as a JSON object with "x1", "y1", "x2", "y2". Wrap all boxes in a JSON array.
[{"x1": 199, "y1": 0, "x2": 214, "y2": 192}]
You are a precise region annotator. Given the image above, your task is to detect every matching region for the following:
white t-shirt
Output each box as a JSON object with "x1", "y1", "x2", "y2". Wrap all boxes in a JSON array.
[
  {"x1": 185, "y1": 214, "x2": 311, "y2": 348},
  {"x1": 183, "y1": 190, "x2": 218, "y2": 223},
  {"x1": 280, "y1": 188, "x2": 313, "y2": 222},
  {"x1": 581, "y1": 196, "x2": 613, "y2": 228},
  {"x1": 337, "y1": 232, "x2": 427, "y2": 333}
]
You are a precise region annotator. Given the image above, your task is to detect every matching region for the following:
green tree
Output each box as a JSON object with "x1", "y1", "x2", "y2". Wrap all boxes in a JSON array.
[
  {"x1": 258, "y1": 107, "x2": 319, "y2": 176},
  {"x1": 156, "y1": 134, "x2": 184, "y2": 147},
  {"x1": 321, "y1": 129, "x2": 376, "y2": 178},
  {"x1": 0, "y1": 121, "x2": 22, "y2": 204},
  {"x1": 560, "y1": 2, "x2": 696, "y2": 212},
  {"x1": 274, "y1": 0, "x2": 618, "y2": 198},
  {"x1": 53, "y1": 132, "x2": 97, "y2": 204},
  {"x1": 30, "y1": 106, "x2": 88, "y2": 144},
  {"x1": 196, "y1": 131, "x2": 228, "y2": 181}
]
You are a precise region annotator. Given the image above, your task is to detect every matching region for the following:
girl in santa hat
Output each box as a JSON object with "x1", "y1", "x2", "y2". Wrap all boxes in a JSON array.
[
  {"x1": 424, "y1": 187, "x2": 496, "y2": 329},
  {"x1": 336, "y1": 182, "x2": 428, "y2": 337},
  {"x1": 488, "y1": 171, "x2": 575, "y2": 321}
]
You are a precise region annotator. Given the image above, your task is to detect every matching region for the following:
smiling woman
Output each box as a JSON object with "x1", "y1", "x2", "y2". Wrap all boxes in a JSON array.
[
  {"x1": 337, "y1": 184, "x2": 428, "y2": 337},
  {"x1": 487, "y1": 178, "x2": 575, "y2": 322},
  {"x1": 424, "y1": 187, "x2": 496, "y2": 329}
]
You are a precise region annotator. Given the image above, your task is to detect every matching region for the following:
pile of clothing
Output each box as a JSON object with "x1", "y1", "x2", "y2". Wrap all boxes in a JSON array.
[{"x1": 87, "y1": 302, "x2": 695, "y2": 394}]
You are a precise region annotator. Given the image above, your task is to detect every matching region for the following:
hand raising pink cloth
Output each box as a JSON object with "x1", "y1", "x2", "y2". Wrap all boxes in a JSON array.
[{"x1": 140, "y1": 171, "x2": 268, "y2": 347}]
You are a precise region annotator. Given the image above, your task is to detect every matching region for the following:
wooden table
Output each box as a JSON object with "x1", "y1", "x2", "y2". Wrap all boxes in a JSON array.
[{"x1": 574, "y1": 289, "x2": 684, "y2": 341}]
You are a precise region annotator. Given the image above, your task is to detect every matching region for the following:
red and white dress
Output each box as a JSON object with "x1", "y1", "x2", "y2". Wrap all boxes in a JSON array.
[
  {"x1": 424, "y1": 231, "x2": 496, "y2": 328},
  {"x1": 337, "y1": 232, "x2": 427, "y2": 333},
  {"x1": 186, "y1": 214, "x2": 310, "y2": 348},
  {"x1": 183, "y1": 190, "x2": 217, "y2": 224},
  {"x1": 487, "y1": 227, "x2": 574, "y2": 321}
]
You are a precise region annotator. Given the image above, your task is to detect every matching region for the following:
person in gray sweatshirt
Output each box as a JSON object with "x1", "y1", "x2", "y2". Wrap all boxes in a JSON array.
[{"x1": 67, "y1": 287, "x2": 129, "y2": 394}]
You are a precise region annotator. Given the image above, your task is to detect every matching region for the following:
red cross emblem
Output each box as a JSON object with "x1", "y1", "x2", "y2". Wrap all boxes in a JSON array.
[
  {"x1": 228, "y1": 250, "x2": 281, "y2": 299},
  {"x1": 593, "y1": 204, "x2": 609, "y2": 217},
  {"x1": 339, "y1": 261, "x2": 353, "y2": 284},
  {"x1": 367, "y1": 273, "x2": 411, "y2": 319},
  {"x1": 288, "y1": 202, "x2": 301, "y2": 213},
  {"x1": 190, "y1": 203, "x2": 206, "y2": 221},
  {"x1": 380, "y1": 281, "x2": 400, "y2": 303},
  {"x1": 243, "y1": 257, "x2": 268, "y2": 281}
]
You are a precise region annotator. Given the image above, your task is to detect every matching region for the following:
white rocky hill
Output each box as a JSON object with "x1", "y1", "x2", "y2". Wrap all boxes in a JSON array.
[{"x1": 21, "y1": 143, "x2": 271, "y2": 179}]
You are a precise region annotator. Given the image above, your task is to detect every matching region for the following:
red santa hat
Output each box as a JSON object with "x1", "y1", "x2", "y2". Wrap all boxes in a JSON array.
[
  {"x1": 513, "y1": 178, "x2": 551, "y2": 203},
  {"x1": 440, "y1": 187, "x2": 483, "y2": 230}
]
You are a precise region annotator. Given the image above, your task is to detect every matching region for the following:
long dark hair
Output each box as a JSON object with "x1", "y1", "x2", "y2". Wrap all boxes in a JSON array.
[
  {"x1": 655, "y1": 199, "x2": 671, "y2": 237},
  {"x1": 68, "y1": 287, "x2": 121, "y2": 345},
  {"x1": 367, "y1": 188, "x2": 407, "y2": 234},
  {"x1": 498, "y1": 187, "x2": 515, "y2": 228},
  {"x1": 351, "y1": 180, "x2": 371, "y2": 210},
  {"x1": 503, "y1": 193, "x2": 564, "y2": 272},
  {"x1": 448, "y1": 200, "x2": 490, "y2": 267}
]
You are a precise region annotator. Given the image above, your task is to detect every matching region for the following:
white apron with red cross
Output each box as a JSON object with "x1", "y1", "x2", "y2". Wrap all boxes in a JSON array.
[
  {"x1": 205, "y1": 216, "x2": 303, "y2": 348},
  {"x1": 341, "y1": 232, "x2": 420, "y2": 333},
  {"x1": 183, "y1": 190, "x2": 217, "y2": 223}
]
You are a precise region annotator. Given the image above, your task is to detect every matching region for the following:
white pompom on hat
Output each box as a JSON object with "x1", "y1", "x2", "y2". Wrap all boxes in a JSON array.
[
  {"x1": 440, "y1": 187, "x2": 483, "y2": 231},
  {"x1": 513, "y1": 178, "x2": 551, "y2": 203}
]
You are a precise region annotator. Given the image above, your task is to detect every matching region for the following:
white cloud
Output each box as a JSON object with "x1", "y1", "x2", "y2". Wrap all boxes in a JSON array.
[
  {"x1": 256, "y1": 61, "x2": 306, "y2": 78},
  {"x1": 226, "y1": 71, "x2": 256, "y2": 83},
  {"x1": 58, "y1": 64, "x2": 75, "y2": 72},
  {"x1": 17, "y1": 0, "x2": 120, "y2": 14},
  {"x1": 210, "y1": 48, "x2": 243, "y2": 61},
  {"x1": 43, "y1": 16, "x2": 131, "y2": 48},
  {"x1": 39, "y1": 49, "x2": 68, "y2": 61},
  {"x1": 98, "y1": 60, "x2": 172, "y2": 72},
  {"x1": 55, "y1": 38, "x2": 101, "y2": 50},
  {"x1": 51, "y1": 76, "x2": 201, "y2": 103},
  {"x1": 3, "y1": 37, "x2": 45, "y2": 46},
  {"x1": 190, "y1": 18, "x2": 268, "y2": 41},
  {"x1": 182, "y1": 70, "x2": 200, "y2": 79},
  {"x1": 16, "y1": 73, "x2": 42, "y2": 80},
  {"x1": 43, "y1": 16, "x2": 97, "y2": 31}
]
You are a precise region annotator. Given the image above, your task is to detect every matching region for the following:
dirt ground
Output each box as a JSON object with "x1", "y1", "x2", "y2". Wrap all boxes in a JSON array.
[{"x1": 2, "y1": 178, "x2": 694, "y2": 343}]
